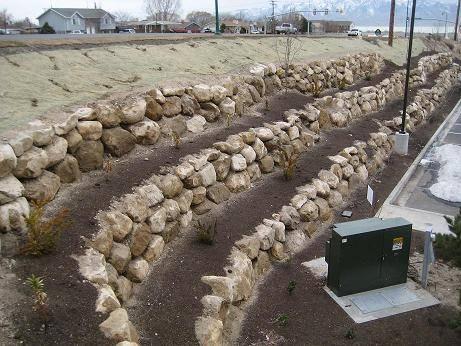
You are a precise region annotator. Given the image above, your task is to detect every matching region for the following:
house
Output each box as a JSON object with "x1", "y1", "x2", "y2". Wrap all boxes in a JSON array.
[
  {"x1": 119, "y1": 20, "x2": 183, "y2": 33},
  {"x1": 220, "y1": 19, "x2": 251, "y2": 34},
  {"x1": 307, "y1": 20, "x2": 353, "y2": 34},
  {"x1": 169, "y1": 22, "x2": 201, "y2": 33},
  {"x1": 37, "y1": 8, "x2": 116, "y2": 34}
]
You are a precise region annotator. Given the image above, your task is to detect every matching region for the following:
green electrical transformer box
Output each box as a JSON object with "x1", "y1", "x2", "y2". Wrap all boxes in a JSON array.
[{"x1": 326, "y1": 217, "x2": 412, "y2": 297}]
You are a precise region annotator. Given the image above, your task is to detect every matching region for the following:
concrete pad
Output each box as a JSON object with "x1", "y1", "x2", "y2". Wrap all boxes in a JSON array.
[
  {"x1": 302, "y1": 257, "x2": 328, "y2": 280},
  {"x1": 324, "y1": 281, "x2": 439, "y2": 323}
]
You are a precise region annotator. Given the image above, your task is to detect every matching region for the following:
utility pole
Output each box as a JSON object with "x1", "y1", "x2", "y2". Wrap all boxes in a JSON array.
[
  {"x1": 442, "y1": 11, "x2": 448, "y2": 39},
  {"x1": 388, "y1": 0, "x2": 396, "y2": 46},
  {"x1": 455, "y1": 0, "x2": 461, "y2": 41},
  {"x1": 396, "y1": 0, "x2": 417, "y2": 156},
  {"x1": 215, "y1": 0, "x2": 220, "y2": 35},
  {"x1": 405, "y1": 0, "x2": 410, "y2": 38},
  {"x1": 270, "y1": 0, "x2": 276, "y2": 34}
]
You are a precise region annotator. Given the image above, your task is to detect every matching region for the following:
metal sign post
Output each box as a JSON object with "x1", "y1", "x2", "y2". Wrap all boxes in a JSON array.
[{"x1": 421, "y1": 229, "x2": 435, "y2": 288}]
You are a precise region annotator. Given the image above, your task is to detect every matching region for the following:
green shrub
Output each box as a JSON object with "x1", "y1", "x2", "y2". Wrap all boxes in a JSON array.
[
  {"x1": 26, "y1": 275, "x2": 49, "y2": 328},
  {"x1": 22, "y1": 200, "x2": 71, "y2": 256},
  {"x1": 287, "y1": 280, "x2": 297, "y2": 295},
  {"x1": 40, "y1": 22, "x2": 55, "y2": 34},
  {"x1": 434, "y1": 209, "x2": 461, "y2": 268},
  {"x1": 275, "y1": 313, "x2": 289, "y2": 327}
]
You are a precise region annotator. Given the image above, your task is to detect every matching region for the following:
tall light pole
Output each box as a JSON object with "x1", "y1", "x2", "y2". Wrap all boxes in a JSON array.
[
  {"x1": 396, "y1": 0, "x2": 417, "y2": 156},
  {"x1": 215, "y1": 0, "x2": 220, "y2": 35},
  {"x1": 442, "y1": 11, "x2": 448, "y2": 39},
  {"x1": 455, "y1": 0, "x2": 461, "y2": 41},
  {"x1": 388, "y1": 0, "x2": 396, "y2": 46},
  {"x1": 405, "y1": 0, "x2": 410, "y2": 38}
]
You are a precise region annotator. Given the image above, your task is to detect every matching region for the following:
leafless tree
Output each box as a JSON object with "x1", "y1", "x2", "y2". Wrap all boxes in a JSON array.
[
  {"x1": 275, "y1": 35, "x2": 303, "y2": 70},
  {"x1": 185, "y1": 11, "x2": 214, "y2": 28},
  {"x1": 113, "y1": 10, "x2": 136, "y2": 25},
  {"x1": 0, "y1": 8, "x2": 13, "y2": 31},
  {"x1": 144, "y1": 0, "x2": 181, "y2": 22}
]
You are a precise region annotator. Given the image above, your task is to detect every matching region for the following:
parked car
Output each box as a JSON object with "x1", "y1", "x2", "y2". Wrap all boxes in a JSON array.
[
  {"x1": 347, "y1": 29, "x2": 362, "y2": 37},
  {"x1": 250, "y1": 29, "x2": 261, "y2": 34},
  {"x1": 202, "y1": 28, "x2": 213, "y2": 33},
  {"x1": 119, "y1": 28, "x2": 136, "y2": 34},
  {"x1": 275, "y1": 23, "x2": 297, "y2": 34},
  {"x1": 70, "y1": 30, "x2": 86, "y2": 34}
]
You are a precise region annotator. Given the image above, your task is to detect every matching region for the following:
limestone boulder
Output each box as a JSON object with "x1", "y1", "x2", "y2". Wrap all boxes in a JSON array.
[
  {"x1": 143, "y1": 235, "x2": 165, "y2": 262},
  {"x1": 198, "y1": 163, "x2": 217, "y2": 187},
  {"x1": 99, "y1": 308, "x2": 139, "y2": 343},
  {"x1": 76, "y1": 248, "x2": 108, "y2": 285},
  {"x1": 162, "y1": 96, "x2": 182, "y2": 117},
  {"x1": 299, "y1": 200, "x2": 319, "y2": 222},
  {"x1": 259, "y1": 155, "x2": 274, "y2": 173},
  {"x1": 254, "y1": 127, "x2": 274, "y2": 142},
  {"x1": 22, "y1": 170, "x2": 61, "y2": 202},
  {"x1": 186, "y1": 115, "x2": 206, "y2": 133},
  {"x1": 98, "y1": 211, "x2": 133, "y2": 242},
  {"x1": 96, "y1": 284, "x2": 121, "y2": 314},
  {"x1": 163, "y1": 199, "x2": 181, "y2": 221},
  {"x1": 231, "y1": 154, "x2": 247, "y2": 172},
  {"x1": 135, "y1": 184, "x2": 164, "y2": 207},
  {"x1": 206, "y1": 182, "x2": 231, "y2": 204},
  {"x1": 130, "y1": 223, "x2": 152, "y2": 257},
  {"x1": 74, "y1": 107, "x2": 95, "y2": 121},
  {"x1": 148, "y1": 206, "x2": 167, "y2": 234},
  {"x1": 64, "y1": 129, "x2": 83, "y2": 154},
  {"x1": 212, "y1": 153, "x2": 231, "y2": 181},
  {"x1": 114, "y1": 276, "x2": 132, "y2": 304},
  {"x1": 162, "y1": 220, "x2": 180, "y2": 243},
  {"x1": 219, "y1": 97, "x2": 236, "y2": 115},
  {"x1": 126, "y1": 258, "x2": 149, "y2": 282},
  {"x1": 181, "y1": 94, "x2": 200, "y2": 116},
  {"x1": 54, "y1": 112, "x2": 79, "y2": 135},
  {"x1": 145, "y1": 96, "x2": 164, "y2": 121},
  {"x1": 200, "y1": 102, "x2": 221, "y2": 122},
  {"x1": 255, "y1": 224, "x2": 275, "y2": 250},
  {"x1": 192, "y1": 186, "x2": 207, "y2": 205},
  {"x1": 29, "y1": 125, "x2": 54, "y2": 147},
  {"x1": 0, "y1": 175, "x2": 24, "y2": 205},
  {"x1": 201, "y1": 276, "x2": 233, "y2": 302},
  {"x1": 96, "y1": 103, "x2": 122, "y2": 128},
  {"x1": 128, "y1": 119, "x2": 161, "y2": 145},
  {"x1": 296, "y1": 184, "x2": 317, "y2": 199},
  {"x1": 247, "y1": 162, "x2": 261, "y2": 181},
  {"x1": 174, "y1": 189, "x2": 194, "y2": 213},
  {"x1": 252, "y1": 138, "x2": 268, "y2": 160},
  {"x1": 225, "y1": 171, "x2": 251, "y2": 193},
  {"x1": 119, "y1": 193, "x2": 150, "y2": 223},
  {"x1": 192, "y1": 84, "x2": 213, "y2": 103},
  {"x1": 156, "y1": 174, "x2": 183, "y2": 198},
  {"x1": 195, "y1": 317, "x2": 223, "y2": 346},
  {"x1": 314, "y1": 197, "x2": 332, "y2": 222},
  {"x1": 75, "y1": 140, "x2": 104, "y2": 172},
  {"x1": 328, "y1": 190, "x2": 343, "y2": 208},
  {"x1": 312, "y1": 178, "x2": 330, "y2": 198},
  {"x1": 44, "y1": 136, "x2": 68, "y2": 168},
  {"x1": 318, "y1": 169, "x2": 340, "y2": 189},
  {"x1": 8, "y1": 134, "x2": 33, "y2": 157},
  {"x1": 109, "y1": 242, "x2": 132, "y2": 273},
  {"x1": 102, "y1": 128, "x2": 136, "y2": 157},
  {"x1": 120, "y1": 98, "x2": 147, "y2": 125},
  {"x1": 235, "y1": 235, "x2": 260, "y2": 259},
  {"x1": 0, "y1": 144, "x2": 17, "y2": 178},
  {"x1": 90, "y1": 228, "x2": 113, "y2": 258},
  {"x1": 212, "y1": 85, "x2": 228, "y2": 103},
  {"x1": 13, "y1": 147, "x2": 48, "y2": 179},
  {"x1": 279, "y1": 205, "x2": 300, "y2": 230},
  {"x1": 77, "y1": 121, "x2": 103, "y2": 141}
]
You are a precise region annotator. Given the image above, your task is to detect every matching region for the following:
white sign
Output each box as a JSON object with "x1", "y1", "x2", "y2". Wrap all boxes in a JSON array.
[{"x1": 367, "y1": 185, "x2": 374, "y2": 206}]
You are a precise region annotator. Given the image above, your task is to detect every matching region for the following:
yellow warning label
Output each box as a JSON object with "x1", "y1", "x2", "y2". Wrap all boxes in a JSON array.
[{"x1": 392, "y1": 237, "x2": 403, "y2": 251}]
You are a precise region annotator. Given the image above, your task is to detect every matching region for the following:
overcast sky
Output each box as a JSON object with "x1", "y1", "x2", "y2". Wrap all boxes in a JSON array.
[{"x1": 2, "y1": 0, "x2": 278, "y2": 22}]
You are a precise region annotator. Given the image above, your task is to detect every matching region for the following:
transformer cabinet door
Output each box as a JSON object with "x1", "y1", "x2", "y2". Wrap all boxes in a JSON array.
[
  {"x1": 338, "y1": 231, "x2": 383, "y2": 296},
  {"x1": 381, "y1": 227, "x2": 412, "y2": 287}
]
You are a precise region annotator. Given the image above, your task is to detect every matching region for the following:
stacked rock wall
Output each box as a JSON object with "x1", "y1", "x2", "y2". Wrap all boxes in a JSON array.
[
  {"x1": 0, "y1": 53, "x2": 384, "y2": 237},
  {"x1": 195, "y1": 131, "x2": 394, "y2": 345}
]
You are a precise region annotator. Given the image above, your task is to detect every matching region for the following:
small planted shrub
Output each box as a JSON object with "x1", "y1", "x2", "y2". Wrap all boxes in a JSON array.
[
  {"x1": 434, "y1": 209, "x2": 461, "y2": 268},
  {"x1": 278, "y1": 146, "x2": 301, "y2": 180},
  {"x1": 26, "y1": 275, "x2": 49, "y2": 329},
  {"x1": 274, "y1": 313, "x2": 289, "y2": 327},
  {"x1": 197, "y1": 218, "x2": 217, "y2": 245},
  {"x1": 448, "y1": 312, "x2": 461, "y2": 331},
  {"x1": 345, "y1": 328, "x2": 355, "y2": 339},
  {"x1": 103, "y1": 155, "x2": 113, "y2": 182},
  {"x1": 364, "y1": 72, "x2": 373, "y2": 81},
  {"x1": 170, "y1": 131, "x2": 181, "y2": 149},
  {"x1": 287, "y1": 280, "x2": 297, "y2": 295},
  {"x1": 22, "y1": 200, "x2": 71, "y2": 256},
  {"x1": 311, "y1": 81, "x2": 324, "y2": 98}
]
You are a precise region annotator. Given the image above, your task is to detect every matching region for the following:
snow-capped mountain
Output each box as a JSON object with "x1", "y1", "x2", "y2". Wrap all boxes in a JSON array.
[{"x1": 236, "y1": 0, "x2": 457, "y2": 27}]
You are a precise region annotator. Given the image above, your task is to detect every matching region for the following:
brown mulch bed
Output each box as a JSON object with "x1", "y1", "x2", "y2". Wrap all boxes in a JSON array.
[
  {"x1": 238, "y1": 85, "x2": 461, "y2": 346},
  {"x1": 7, "y1": 53, "x2": 441, "y2": 345}
]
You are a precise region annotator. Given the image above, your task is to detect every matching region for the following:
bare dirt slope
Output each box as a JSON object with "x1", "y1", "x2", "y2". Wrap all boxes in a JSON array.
[{"x1": 0, "y1": 37, "x2": 425, "y2": 134}]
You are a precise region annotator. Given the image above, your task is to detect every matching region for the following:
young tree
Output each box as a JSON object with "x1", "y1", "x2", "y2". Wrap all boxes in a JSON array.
[
  {"x1": 114, "y1": 10, "x2": 136, "y2": 25},
  {"x1": 40, "y1": 22, "x2": 56, "y2": 34},
  {"x1": 145, "y1": 0, "x2": 181, "y2": 22},
  {"x1": 185, "y1": 11, "x2": 214, "y2": 27},
  {"x1": 0, "y1": 8, "x2": 13, "y2": 32}
]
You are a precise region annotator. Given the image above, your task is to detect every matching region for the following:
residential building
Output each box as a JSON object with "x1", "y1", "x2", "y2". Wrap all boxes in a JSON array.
[
  {"x1": 307, "y1": 20, "x2": 353, "y2": 34},
  {"x1": 37, "y1": 8, "x2": 116, "y2": 34}
]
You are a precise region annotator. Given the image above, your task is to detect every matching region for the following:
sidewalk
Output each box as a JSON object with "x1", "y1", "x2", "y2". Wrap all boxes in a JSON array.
[{"x1": 377, "y1": 99, "x2": 461, "y2": 234}]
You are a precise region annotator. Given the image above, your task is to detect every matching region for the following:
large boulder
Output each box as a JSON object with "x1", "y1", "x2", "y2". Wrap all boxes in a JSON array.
[
  {"x1": 186, "y1": 115, "x2": 206, "y2": 134},
  {"x1": 200, "y1": 102, "x2": 221, "y2": 122},
  {"x1": 198, "y1": 163, "x2": 217, "y2": 187},
  {"x1": 136, "y1": 184, "x2": 164, "y2": 207},
  {"x1": 126, "y1": 258, "x2": 149, "y2": 282},
  {"x1": 318, "y1": 169, "x2": 339, "y2": 189},
  {"x1": 0, "y1": 197, "x2": 29, "y2": 233},
  {"x1": 99, "y1": 308, "x2": 139, "y2": 343},
  {"x1": 181, "y1": 94, "x2": 200, "y2": 116},
  {"x1": 162, "y1": 96, "x2": 182, "y2": 117},
  {"x1": 128, "y1": 119, "x2": 161, "y2": 145},
  {"x1": 212, "y1": 153, "x2": 231, "y2": 181},
  {"x1": 174, "y1": 189, "x2": 194, "y2": 213},
  {"x1": 74, "y1": 140, "x2": 104, "y2": 172},
  {"x1": 50, "y1": 154, "x2": 81, "y2": 183},
  {"x1": 109, "y1": 242, "x2": 132, "y2": 273},
  {"x1": 102, "y1": 128, "x2": 136, "y2": 157},
  {"x1": 143, "y1": 235, "x2": 165, "y2": 262},
  {"x1": 224, "y1": 171, "x2": 251, "y2": 193},
  {"x1": 219, "y1": 97, "x2": 236, "y2": 115},
  {"x1": 0, "y1": 175, "x2": 24, "y2": 205},
  {"x1": 22, "y1": 171, "x2": 60, "y2": 202},
  {"x1": 154, "y1": 174, "x2": 183, "y2": 198},
  {"x1": 130, "y1": 223, "x2": 152, "y2": 257},
  {"x1": 192, "y1": 84, "x2": 213, "y2": 102},
  {"x1": 29, "y1": 124, "x2": 54, "y2": 147},
  {"x1": 95, "y1": 284, "x2": 121, "y2": 314},
  {"x1": 77, "y1": 121, "x2": 103, "y2": 141},
  {"x1": 64, "y1": 129, "x2": 83, "y2": 154},
  {"x1": 162, "y1": 199, "x2": 181, "y2": 221},
  {"x1": 120, "y1": 98, "x2": 146, "y2": 125},
  {"x1": 95, "y1": 103, "x2": 122, "y2": 128},
  {"x1": 53, "y1": 113, "x2": 78, "y2": 136},
  {"x1": 44, "y1": 136, "x2": 68, "y2": 168},
  {"x1": 206, "y1": 182, "x2": 231, "y2": 204},
  {"x1": 148, "y1": 206, "x2": 167, "y2": 234},
  {"x1": 13, "y1": 147, "x2": 48, "y2": 178},
  {"x1": 98, "y1": 211, "x2": 133, "y2": 242},
  {"x1": 76, "y1": 248, "x2": 108, "y2": 284},
  {"x1": 231, "y1": 154, "x2": 247, "y2": 172},
  {"x1": 298, "y1": 200, "x2": 319, "y2": 222},
  {"x1": 145, "y1": 96, "x2": 164, "y2": 121},
  {"x1": 259, "y1": 155, "x2": 274, "y2": 173},
  {"x1": 195, "y1": 317, "x2": 223, "y2": 346},
  {"x1": 8, "y1": 134, "x2": 33, "y2": 157},
  {"x1": 0, "y1": 144, "x2": 17, "y2": 178}
]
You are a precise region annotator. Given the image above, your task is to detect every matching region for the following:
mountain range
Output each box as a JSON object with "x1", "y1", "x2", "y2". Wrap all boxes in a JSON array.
[{"x1": 235, "y1": 0, "x2": 458, "y2": 27}]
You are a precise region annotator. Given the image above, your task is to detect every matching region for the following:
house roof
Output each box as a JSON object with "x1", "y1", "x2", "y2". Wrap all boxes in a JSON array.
[{"x1": 38, "y1": 8, "x2": 114, "y2": 20}]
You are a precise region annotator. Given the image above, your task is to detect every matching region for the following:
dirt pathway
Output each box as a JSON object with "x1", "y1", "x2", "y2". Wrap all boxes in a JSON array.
[
  {"x1": 238, "y1": 86, "x2": 461, "y2": 346},
  {"x1": 7, "y1": 56, "x2": 426, "y2": 345}
]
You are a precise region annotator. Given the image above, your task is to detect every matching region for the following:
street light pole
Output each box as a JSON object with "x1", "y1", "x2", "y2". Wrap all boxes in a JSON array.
[
  {"x1": 455, "y1": 0, "x2": 461, "y2": 41},
  {"x1": 443, "y1": 11, "x2": 448, "y2": 39},
  {"x1": 396, "y1": 0, "x2": 417, "y2": 155},
  {"x1": 405, "y1": 0, "x2": 410, "y2": 38},
  {"x1": 215, "y1": 0, "x2": 220, "y2": 35}
]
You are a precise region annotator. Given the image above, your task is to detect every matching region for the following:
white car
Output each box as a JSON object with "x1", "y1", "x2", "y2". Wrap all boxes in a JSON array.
[
  {"x1": 70, "y1": 30, "x2": 86, "y2": 34},
  {"x1": 347, "y1": 29, "x2": 362, "y2": 37}
]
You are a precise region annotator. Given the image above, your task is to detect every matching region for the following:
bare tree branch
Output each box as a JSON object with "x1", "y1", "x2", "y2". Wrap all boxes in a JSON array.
[{"x1": 144, "y1": 0, "x2": 182, "y2": 22}]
